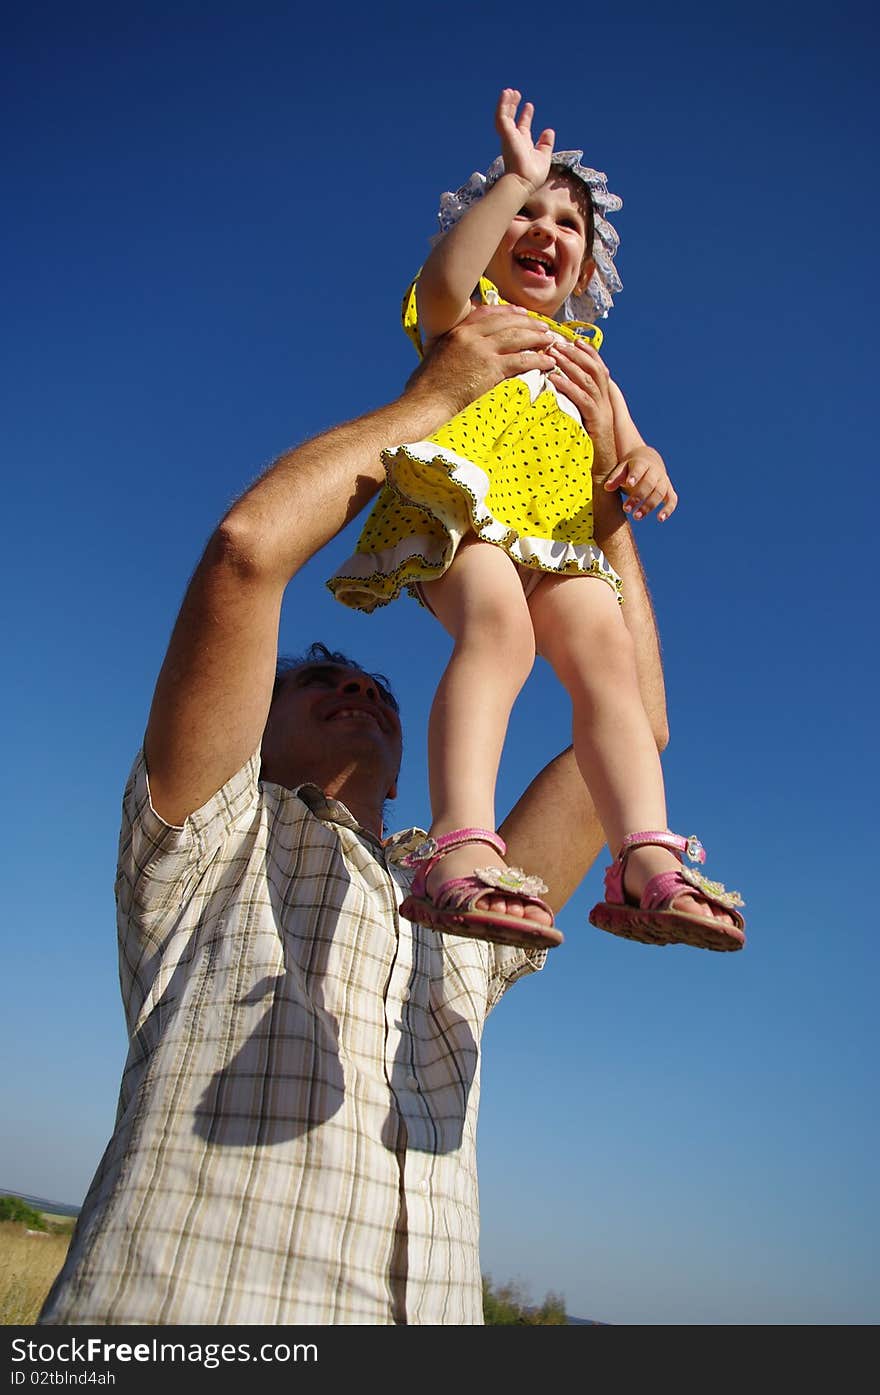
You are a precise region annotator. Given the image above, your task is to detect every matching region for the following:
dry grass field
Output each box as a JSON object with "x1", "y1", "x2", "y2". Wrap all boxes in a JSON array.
[{"x1": 0, "y1": 1222, "x2": 71, "y2": 1324}]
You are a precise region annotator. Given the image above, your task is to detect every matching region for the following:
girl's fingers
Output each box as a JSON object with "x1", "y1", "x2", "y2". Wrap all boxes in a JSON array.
[
  {"x1": 601, "y1": 462, "x2": 630, "y2": 491},
  {"x1": 658, "y1": 488, "x2": 678, "y2": 521},
  {"x1": 636, "y1": 484, "x2": 678, "y2": 521},
  {"x1": 632, "y1": 494, "x2": 660, "y2": 520}
]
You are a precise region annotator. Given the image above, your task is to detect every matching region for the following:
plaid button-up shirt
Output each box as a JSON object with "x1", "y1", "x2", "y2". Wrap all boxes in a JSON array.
[{"x1": 40, "y1": 751, "x2": 544, "y2": 1326}]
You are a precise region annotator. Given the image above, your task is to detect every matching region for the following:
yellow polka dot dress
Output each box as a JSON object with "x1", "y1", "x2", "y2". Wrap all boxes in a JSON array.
[{"x1": 327, "y1": 277, "x2": 622, "y2": 612}]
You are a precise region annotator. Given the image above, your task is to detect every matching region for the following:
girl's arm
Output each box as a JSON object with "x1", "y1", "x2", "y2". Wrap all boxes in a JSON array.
[
  {"x1": 417, "y1": 89, "x2": 554, "y2": 343},
  {"x1": 418, "y1": 174, "x2": 534, "y2": 342},
  {"x1": 607, "y1": 378, "x2": 678, "y2": 522}
]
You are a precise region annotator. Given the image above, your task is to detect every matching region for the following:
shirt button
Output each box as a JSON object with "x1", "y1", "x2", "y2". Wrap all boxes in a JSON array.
[
  {"x1": 401, "y1": 987, "x2": 411, "y2": 1002},
  {"x1": 418, "y1": 1178, "x2": 429, "y2": 1193},
  {"x1": 406, "y1": 1074, "x2": 419, "y2": 1090}
]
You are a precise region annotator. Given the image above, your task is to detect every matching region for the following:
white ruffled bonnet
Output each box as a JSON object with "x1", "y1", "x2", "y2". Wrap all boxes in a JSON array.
[{"x1": 435, "y1": 150, "x2": 623, "y2": 322}]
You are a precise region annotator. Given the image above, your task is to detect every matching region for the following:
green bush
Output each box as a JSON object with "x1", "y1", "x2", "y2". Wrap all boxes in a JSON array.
[
  {"x1": 482, "y1": 1274, "x2": 568, "y2": 1325},
  {"x1": 0, "y1": 1196, "x2": 47, "y2": 1230}
]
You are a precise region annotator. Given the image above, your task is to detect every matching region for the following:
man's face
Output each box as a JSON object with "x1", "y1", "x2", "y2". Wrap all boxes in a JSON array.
[{"x1": 261, "y1": 661, "x2": 403, "y2": 803}]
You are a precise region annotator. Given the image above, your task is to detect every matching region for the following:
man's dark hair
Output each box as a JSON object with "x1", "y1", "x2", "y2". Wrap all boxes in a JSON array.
[{"x1": 273, "y1": 642, "x2": 400, "y2": 713}]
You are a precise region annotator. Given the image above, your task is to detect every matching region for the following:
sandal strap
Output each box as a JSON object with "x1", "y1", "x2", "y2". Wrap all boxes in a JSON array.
[
  {"x1": 617, "y1": 830, "x2": 707, "y2": 865},
  {"x1": 643, "y1": 868, "x2": 745, "y2": 919},
  {"x1": 436, "y1": 873, "x2": 551, "y2": 915},
  {"x1": 400, "y1": 827, "x2": 506, "y2": 869},
  {"x1": 401, "y1": 827, "x2": 508, "y2": 898},
  {"x1": 642, "y1": 870, "x2": 692, "y2": 912},
  {"x1": 604, "y1": 830, "x2": 708, "y2": 903}
]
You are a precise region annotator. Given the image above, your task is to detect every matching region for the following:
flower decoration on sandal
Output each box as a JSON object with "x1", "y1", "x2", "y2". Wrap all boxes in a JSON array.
[{"x1": 472, "y1": 865, "x2": 550, "y2": 897}]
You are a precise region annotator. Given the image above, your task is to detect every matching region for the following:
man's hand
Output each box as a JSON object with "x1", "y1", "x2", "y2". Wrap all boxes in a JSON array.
[
  {"x1": 548, "y1": 338, "x2": 678, "y2": 521},
  {"x1": 407, "y1": 304, "x2": 555, "y2": 418},
  {"x1": 495, "y1": 88, "x2": 555, "y2": 193},
  {"x1": 546, "y1": 338, "x2": 617, "y2": 477}
]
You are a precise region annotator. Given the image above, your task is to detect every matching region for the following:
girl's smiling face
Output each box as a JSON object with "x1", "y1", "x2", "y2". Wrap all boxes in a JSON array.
[{"x1": 485, "y1": 172, "x2": 595, "y2": 318}]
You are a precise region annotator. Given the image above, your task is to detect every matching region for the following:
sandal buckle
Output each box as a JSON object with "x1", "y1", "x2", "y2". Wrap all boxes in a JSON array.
[
  {"x1": 401, "y1": 837, "x2": 439, "y2": 868},
  {"x1": 685, "y1": 835, "x2": 706, "y2": 865}
]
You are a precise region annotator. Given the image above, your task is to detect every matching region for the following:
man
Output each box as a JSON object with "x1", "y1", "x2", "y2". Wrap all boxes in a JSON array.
[{"x1": 39, "y1": 307, "x2": 667, "y2": 1326}]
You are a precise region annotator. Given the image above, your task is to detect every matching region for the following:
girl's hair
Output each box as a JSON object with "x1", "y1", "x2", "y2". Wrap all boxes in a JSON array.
[{"x1": 549, "y1": 166, "x2": 596, "y2": 275}]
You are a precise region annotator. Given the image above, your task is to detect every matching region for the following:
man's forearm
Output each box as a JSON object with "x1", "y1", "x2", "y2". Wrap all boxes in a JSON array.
[
  {"x1": 222, "y1": 383, "x2": 460, "y2": 585},
  {"x1": 500, "y1": 748, "x2": 605, "y2": 912},
  {"x1": 222, "y1": 308, "x2": 556, "y2": 585}
]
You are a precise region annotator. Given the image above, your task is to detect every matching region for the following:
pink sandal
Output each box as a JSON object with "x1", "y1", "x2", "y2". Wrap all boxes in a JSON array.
[
  {"x1": 399, "y1": 827, "x2": 563, "y2": 950},
  {"x1": 589, "y1": 831, "x2": 745, "y2": 952}
]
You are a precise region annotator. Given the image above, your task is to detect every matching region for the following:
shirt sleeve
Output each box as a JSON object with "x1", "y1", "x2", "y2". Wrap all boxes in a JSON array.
[
  {"x1": 114, "y1": 749, "x2": 262, "y2": 1013},
  {"x1": 485, "y1": 943, "x2": 546, "y2": 1014}
]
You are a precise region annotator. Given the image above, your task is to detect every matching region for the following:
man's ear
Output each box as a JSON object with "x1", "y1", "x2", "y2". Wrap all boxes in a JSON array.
[{"x1": 576, "y1": 257, "x2": 596, "y2": 295}]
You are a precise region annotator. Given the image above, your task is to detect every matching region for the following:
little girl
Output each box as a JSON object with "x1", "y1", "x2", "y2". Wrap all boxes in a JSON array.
[{"x1": 329, "y1": 89, "x2": 744, "y2": 954}]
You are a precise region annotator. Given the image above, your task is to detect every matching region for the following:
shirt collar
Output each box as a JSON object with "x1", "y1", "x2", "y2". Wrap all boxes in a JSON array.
[{"x1": 294, "y1": 784, "x2": 426, "y2": 862}]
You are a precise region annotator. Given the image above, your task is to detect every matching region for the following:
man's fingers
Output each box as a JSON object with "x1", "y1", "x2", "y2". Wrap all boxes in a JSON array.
[
  {"x1": 548, "y1": 341, "x2": 608, "y2": 389},
  {"x1": 551, "y1": 338, "x2": 609, "y2": 371},
  {"x1": 548, "y1": 372, "x2": 581, "y2": 405},
  {"x1": 498, "y1": 328, "x2": 555, "y2": 354},
  {"x1": 513, "y1": 349, "x2": 556, "y2": 374},
  {"x1": 461, "y1": 304, "x2": 538, "y2": 335},
  {"x1": 458, "y1": 307, "x2": 554, "y2": 353}
]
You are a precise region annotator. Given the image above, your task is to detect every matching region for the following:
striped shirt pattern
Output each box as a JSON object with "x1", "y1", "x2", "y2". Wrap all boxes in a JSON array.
[{"x1": 39, "y1": 751, "x2": 543, "y2": 1325}]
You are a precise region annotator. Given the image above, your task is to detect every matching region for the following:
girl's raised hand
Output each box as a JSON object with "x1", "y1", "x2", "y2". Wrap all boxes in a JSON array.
[{"x1": 495, "y1": 88, "x2": 554, "y2": 193}]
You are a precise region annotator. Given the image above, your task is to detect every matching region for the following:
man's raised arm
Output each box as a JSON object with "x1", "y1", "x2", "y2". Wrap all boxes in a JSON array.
[{"x1": 144, "y1": 308, "x2": 556, "y2": 825}]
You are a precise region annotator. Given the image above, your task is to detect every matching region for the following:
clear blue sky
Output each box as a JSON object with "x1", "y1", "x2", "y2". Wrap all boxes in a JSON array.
[{"x1": 3, "y1": 0, "x2": 877, "y2": 1325}]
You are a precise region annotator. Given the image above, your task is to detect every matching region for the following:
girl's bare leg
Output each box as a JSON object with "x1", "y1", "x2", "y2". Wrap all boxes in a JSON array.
[
  {"x1": 421, "y1": 537, "x2": 551, "y2": 923},
  {"x1": 528, "y1": 573, "x2": 736, "y2": 926}
]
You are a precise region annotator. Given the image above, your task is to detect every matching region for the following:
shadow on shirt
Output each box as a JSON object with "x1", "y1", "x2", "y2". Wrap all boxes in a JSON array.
[{"x1": 190, "y1": 920, "x2": 479, "y2": 1153}]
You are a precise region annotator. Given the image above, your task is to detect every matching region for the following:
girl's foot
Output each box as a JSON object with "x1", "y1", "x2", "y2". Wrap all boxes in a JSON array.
[
  {"x1": 621, "y1": 845, "x2": 741, "y2": 932},
  {"x1": 399, "y1": 827, "x2": 562, "y2": 949},
  {"x1": 588, "y1": 831, "x2": 745, "y2": 952},
  {"x1": 425, "y1": 844, "x2": 554, "y2": 926}
]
